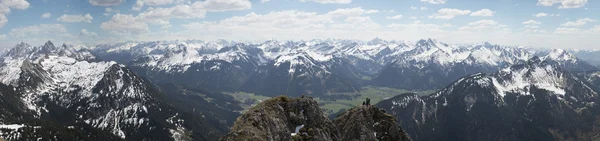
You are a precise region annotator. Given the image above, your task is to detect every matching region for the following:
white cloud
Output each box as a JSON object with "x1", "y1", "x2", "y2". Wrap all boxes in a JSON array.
[
  {"x1": 170, "y1": 8, "x2": 392, "y2": 41},
  {"x1": 132, "y1": 0, "x2": 196, "y2": 11},
  {"x1": 100, "y1": 14, "x2": 149, "y2": 34},
  {"x1": 327, "y1": 7, "x2": 370, "y2": 17},
  {"x1": 534, "y1": 13, "x2": 559, "y2": 17},
  {"x1": 525, "y1": 25, "x2": 540, "y2": 29},
  {"x1": 387, "y1": 21, "x2": 450, "y2": 33},
  {"x1": 41, "y1": 13, "x2": 51, "y2": 19},
  {"x1": 138, "y1": 5, "x2": 206, "y2": 20},
  {"x1": 57, "y1": 14, "x2": 94, "y2": 23},
  {"x1": 470, "y1": 9, "x2": 494, "y2": 17},
  {"x1": 0, "y1": 0, "x2": 30, "y2": 28},
  {"x1": 533, "y1": 13, "x2": 548, "y2": 17},
  {"x1": 554, "y1": 27, "x2": 582, "y2": 34},
  {"x1": 300, "y1": 0, "x2": 351, "y2": 4},
  {"x1": 522, "y1": 20, "x2": 542, "y2": 25},
  {"x1": 104, "y1": 8, "x2": 120, "y2": 16},
  {"x1": 429, "y1": 8, "x2": 471, "y2": 19},
  {"x1": 592, "y1": 25, "x2": 600, "y2": 33},
  {"x1": 109, "y1": 0, "x2": 254, "y2": 35},
  {"x1": 412, "y1": 6, "x2": 427, "y2": 11},
  {"x1": 420, "y1": 0, "x2": 447, "y2": 4},
  {"x1": 88, "y1": 0, "x2": 125, "y2": 6},
  {"x1": 105, "y1": 8, "x2": 114, "y2": 12},
  {"x1": 459, "y1": 20, "x2": 507, "y2": 31},
  {"x1": 336, "y1": 16, "x2": 382, "y2": 31},
  {"x1": 132, "y1": 0, "x2": 144, "y2": 11},
  {"x1": 0, "y1": 16, "x2": 6, "y2": 28},
  {"x1": 386, "y1": 15, "x2": 403, "y2": 20},
  {"x1": 7, "y1": 24, "x2": 81, "y2": 45},
  {"x1": 523, "y1": 26, "x2": 546, "y2": 33},
  {"x1": 193, "y1": 0, "x2": 252, "y2": 12},
  {"x1": 522, "y1": 21, "x2": 544, "y2": 33},
  {"x1": 554, "y1": 25, "x2": 600, "y2": 34},
  {"x1": 142, "y1": 0, "x2": 174, "y2": 6},
  {"x1": 383, "y1": 10, "x2": 395, "y2": 14},
  {"x1": 9, "y1": 24, "x2": 68, "y2": 37},
  {"x1": 561, "y1": 18, "x2": 596, "y2": 27},
  {"x1": 78, "y1": 29, "x2": 98, "y2": 37},
  {"x1": 365, "y1": 10, "x2": 379, "y2": 14},
  {"x1": 537, "y1": 0, "x2": 588, "y2": 9},
  {"x1": 558, "y1": 0, "x2": 588, "y2": 8},
  {"x1": 0, "y1": 34, "x2": 6, "y2": 40},
  {"x1": 261, "y1": 0, "x2": 270, "y2": 3}
]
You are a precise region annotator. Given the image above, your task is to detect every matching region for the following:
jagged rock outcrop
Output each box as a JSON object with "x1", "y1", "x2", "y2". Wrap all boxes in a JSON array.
[
  {"x1": 333, "y1": 106, "x2": 411, "y2": 141},
  {"x1": 220, "y1": 96, "x2": 340, "y2": 141},
  {"x1": 220, "y1": 96, "x2": 413, "y2": 141}
]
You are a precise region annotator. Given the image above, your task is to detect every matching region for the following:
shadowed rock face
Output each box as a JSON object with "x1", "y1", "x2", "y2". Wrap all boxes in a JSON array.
[
  {"x1": 220, "y1": 96, "x2": 340, "y2": 141},
  {"x1": 333, "y1": 106, "x2": 412, "y2": 141}
]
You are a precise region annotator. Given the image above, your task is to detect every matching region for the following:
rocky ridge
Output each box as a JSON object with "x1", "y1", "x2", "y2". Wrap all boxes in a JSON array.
[{"x1": 221, "y1": 96, "x2": 411, "y2": 141}]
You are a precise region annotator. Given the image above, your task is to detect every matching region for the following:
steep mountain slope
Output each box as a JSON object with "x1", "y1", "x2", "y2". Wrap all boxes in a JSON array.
[
  {"x1": 333, "y1": 106, "x2": 412, "y2": 141},
  {"x1": 577, "y1": 71, "x2": 600, "y2": 92},
  {"x1": 0, "y1": 41, "x2": 232, "y2": 140},
  {"x1": 378, "y1": 56, "x2": 600, "y2": 141},
  {"x1": 0, "y1": 82, "x2": 122, "y2": 141}
]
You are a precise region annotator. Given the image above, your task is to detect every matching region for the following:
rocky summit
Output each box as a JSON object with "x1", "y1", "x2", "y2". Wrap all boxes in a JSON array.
[
  {"x1": 220, "y1": 96, "x2": 412, "y2": 141},
  {"x1": 220, "y1": 96, "x2": 339, "y2": 141},
  {"x1": 333, "y1": 106, "x2": 411, "y2": 141}
]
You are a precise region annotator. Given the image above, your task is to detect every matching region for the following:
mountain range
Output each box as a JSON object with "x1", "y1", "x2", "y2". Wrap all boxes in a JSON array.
[
  {"x1": 1, "y1": 38, "x2": 600, "y2": 140},
  {"x1": 91, "y1": 38, "x2": 598, "y2": 95}
]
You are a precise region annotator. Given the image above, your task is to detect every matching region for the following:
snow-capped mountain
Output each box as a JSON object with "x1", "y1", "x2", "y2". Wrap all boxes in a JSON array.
[
  {"x1": 0, "y1": 41, "x2": 233, "y2": 140},
  {"x1": 240, "y1": 51, "x2": 361, "y2": 96},
  {"x1": 377, "y1": 56, "x2": 600, "y2": 141},
  {"x1": 372, "y1": 40, "x2": 599, "y2": 90},
  {"x1": 93, "y1": 40, "x2": 366, "y2": 96},
  {"x1": 92, "y1": 38, "x2": 598, "y2": 96},
  {"x1": 543, "y1": 49, "x2": 598, "y2": 72}
]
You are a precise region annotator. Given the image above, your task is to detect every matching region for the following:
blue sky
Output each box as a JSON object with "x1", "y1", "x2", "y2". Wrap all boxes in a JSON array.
[{"x1": 0, "y1": 0, "x2": 598, "y2": 49}]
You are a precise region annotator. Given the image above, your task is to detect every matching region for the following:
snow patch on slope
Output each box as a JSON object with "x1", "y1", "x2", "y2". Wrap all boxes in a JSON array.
[
  {"x1": 492, "y1": 65, "x2": 566, "y2": 97},
  {"x1": 0, "y1": 58, "x2": 24, "y2": 86}
]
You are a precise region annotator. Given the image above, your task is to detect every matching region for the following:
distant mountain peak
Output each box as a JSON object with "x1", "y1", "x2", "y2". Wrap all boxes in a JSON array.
[
  {"x1": 367, "y1": 37, "x2": 385, "y2": 45},
  {"x1": 416, "y1": 38, "x2": 443, "y2": 48},
  {"x1": 475, "y1": 41, "x2": 494, "y2": 48},
  {"x1": 17, "y1": 41, "x2": 28, "y2": 46},
  {"x1": 545, "y1": 48, "x2": 577, "y2": 61},
  {"x1": 43, "y1": 40, "x2": 55, "y2": 48}
]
